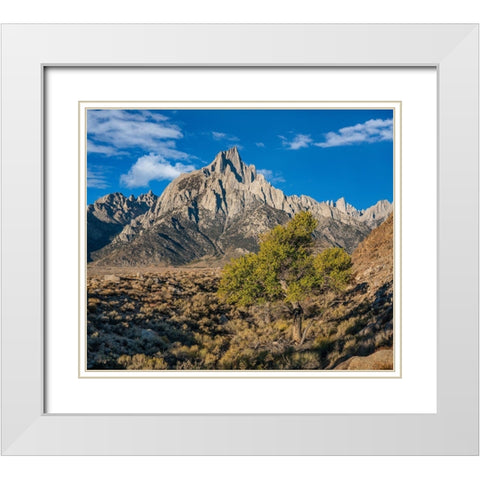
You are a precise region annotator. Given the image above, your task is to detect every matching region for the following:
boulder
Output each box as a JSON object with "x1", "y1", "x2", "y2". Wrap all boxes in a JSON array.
[{"x1": 334, "y1": 349, "x2": 393, "y2": 370}]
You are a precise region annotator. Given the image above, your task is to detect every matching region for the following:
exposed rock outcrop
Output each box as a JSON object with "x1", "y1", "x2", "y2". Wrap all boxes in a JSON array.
[{"x1": 334, "y1": 349, "x2": 393, "y2": 370}]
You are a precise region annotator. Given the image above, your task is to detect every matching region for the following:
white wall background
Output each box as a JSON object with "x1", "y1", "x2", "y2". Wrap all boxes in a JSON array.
[{"x1": 1, "y1": 0, "x2": 479, "y2": 479}]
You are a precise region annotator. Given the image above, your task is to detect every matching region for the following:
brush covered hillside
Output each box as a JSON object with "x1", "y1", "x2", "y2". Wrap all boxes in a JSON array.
[
  {"x1": 86, "y1": 213, "x2": 394, "y2": 371},
  {"x1": 333, "y1": 213, "x2": 394, "y2": 369},
  {"x1": 87, "y1": 147, "x2": 392, "y2": 267}
]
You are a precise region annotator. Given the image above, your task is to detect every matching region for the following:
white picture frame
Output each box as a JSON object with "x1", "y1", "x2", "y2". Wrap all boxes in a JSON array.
[{"x1": 1, "y1": 24, "x2": 478, "y2": 455}]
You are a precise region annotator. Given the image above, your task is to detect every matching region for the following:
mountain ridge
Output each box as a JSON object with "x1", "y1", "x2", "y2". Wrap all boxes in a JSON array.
[{"x1": 88, "y1": 146, "x2": 393, "y2": 266}]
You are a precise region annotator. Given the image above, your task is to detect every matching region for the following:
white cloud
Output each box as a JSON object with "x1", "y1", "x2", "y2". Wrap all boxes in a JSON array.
[
  {"x1": 280, "y1": 134, "x2": 313, "y2": 150},
  {"x1": 87, "y1": 140, "x2": 119, "y2": 156},
  {"x1": 120, "y1": 153, "x2": 195, "y2": 188},
  {"x1": 153, "y1": 140, "x2": 193, "y2": 160},
  {"x1": 212, "y1": 131, "x2": 239, "y2": 142},
  {"x1": 258, "y1": 168, "x2": 285, "y2": 184},
  {"x1": 87, "y1": 167, "x2": 109, "y2": 189},
  {"x1": 87, "y1": 109, "x2": 188, "y2": 158},
  {"x1": 315, "y1": 118, "x2": 393, "y2": 148},
  {"x1": 255, "y1": 142, "x2": 265, "y2": 148},
  {"x1": 212, "y1": 131, "x2": 226, "y2": 140}
]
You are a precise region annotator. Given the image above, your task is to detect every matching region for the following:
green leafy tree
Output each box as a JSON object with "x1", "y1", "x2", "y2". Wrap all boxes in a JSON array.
[
  {"x1": 218, "y1": 211, "x2": 352, "y2": 343},
  {"x1": 314, "y1": 246, "x2": 352, "y2": 291}
]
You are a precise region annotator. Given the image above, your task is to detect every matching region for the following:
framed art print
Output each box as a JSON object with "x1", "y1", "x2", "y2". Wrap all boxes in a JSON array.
[
  {"x1": 78, "y1": 100, "x2": 401, "y2": 379},
  {"x1": 1, "y1": 24, "x2": 478, "y2": 454},
  {"x1": 46, "y1": 69, "x2": 428, "y2": 415}
]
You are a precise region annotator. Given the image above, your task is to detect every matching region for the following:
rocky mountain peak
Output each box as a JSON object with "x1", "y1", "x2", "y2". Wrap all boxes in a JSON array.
[
  {"x1": 361, "y1": 199, "x2": 392, "y2": 223},
  {"x1": 334, "y1": 197, "x2": 358, "y2": 215},
  {"x1": 137, "y1": 190, "x2": 158, "y2": 207},
  {"x1": 87, "y1": 191, "x2": 159, "y2": 259},
  {"x1": 209, "y1": 146, "x2": 256, "y2": 184},
  {"x1": 88, "y1": 148, "x2": 393, "y2": 266}
]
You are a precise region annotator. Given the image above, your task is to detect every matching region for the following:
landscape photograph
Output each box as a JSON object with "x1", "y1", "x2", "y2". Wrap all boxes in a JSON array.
[{"x1": 84, "y1": 106, "x2": 396, "y2": 372}]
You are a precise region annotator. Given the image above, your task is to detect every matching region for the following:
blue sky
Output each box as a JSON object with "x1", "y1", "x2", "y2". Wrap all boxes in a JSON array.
[{"x1": 87, "y1": 108, "x2": 393, "y2": 210}]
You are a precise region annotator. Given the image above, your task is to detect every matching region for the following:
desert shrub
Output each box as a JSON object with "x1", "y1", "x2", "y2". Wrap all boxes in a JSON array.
[
  {"x1": 337, "y1": 317, "x2": 359, "y2": 337},
  {"x1": 107, "y1": 311, "x2": 123, "y2": 321},
  {"x1": 374, "y1": 329, "x2": 393, "y2": 348},
  {"x1": 285, "y1": 351, "x2": 321, "y2": 370},
  {"x1": 100, "y1": 288, "x2": 116, "y2": 296},
  {"x1": 354, "y1": 338, "x2": 376, "y2": 357},
  {"x1": 118, "y1": 353, "x2": 168, "y2": 370},
  {"x1": 170, "y1": 344, "x2": 201, "y2": 362},
  {"x1": 121, "y1": 301, "x2": 136, "y2": 312},
  {"x1": 313, "y1": 336, "x2": 335, "y2": 357},
  {"x1": 87, "y1": 297, "x2": 101, "y2": 313},
  {"x1": 275, "y1": 320, "x2": 291, "y2": 332},
  {"x1": 343, "y1": 337, "x2": 357, "y2": 355},
  {"x1": 328, "y1": 326, "x2": 338, "y2": 336},
  {"x1": 344, "y1": 317, "x2": 369, "y2": 336}
]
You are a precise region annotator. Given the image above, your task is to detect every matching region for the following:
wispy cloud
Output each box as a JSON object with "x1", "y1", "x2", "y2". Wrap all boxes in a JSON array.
[
  {"x1": 279, "y1": 134, "x2": 313, "y2": 150},
  {"x1": 87, "y1": 166, "x2": 110, "y2": 189},
  {"x1": 258, "y1": 168, "x2": 285, "y2": 185},
  {"x1": 120, "y1": 153, "x2": 195, "y2": 188},
  {"x1": 315, "y1": 118, "x2": 393, "y2": 148},
  {"x1": 212, "y1": 131, "x2": 227, "y2": 140},
  {"x1": 255, "y1": 142, "x2": 265, "y2": 148},
  {"x1": 87, "y1": 109, "x2": 189, "y2": 159},
  {"x1": 87, "y1": 140, "x2": 120, "y2": 156},
  {"x1": 211, "y1": 131, "x2": 240, "y2": 142}
]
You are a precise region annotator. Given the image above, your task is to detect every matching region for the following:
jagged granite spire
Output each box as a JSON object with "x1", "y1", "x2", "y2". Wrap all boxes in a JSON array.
[
  {"x1": 335, "y1": 197, "x2": 358, "y2": 215},
  {"x1": 209, "y1": 146, "x2": 256, "y2": 184}
]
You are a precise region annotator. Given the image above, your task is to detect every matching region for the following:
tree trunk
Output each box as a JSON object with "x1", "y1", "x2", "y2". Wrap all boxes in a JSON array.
[{"x1": 291, "y1": 302, "x2": 304, "y2": 343}]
